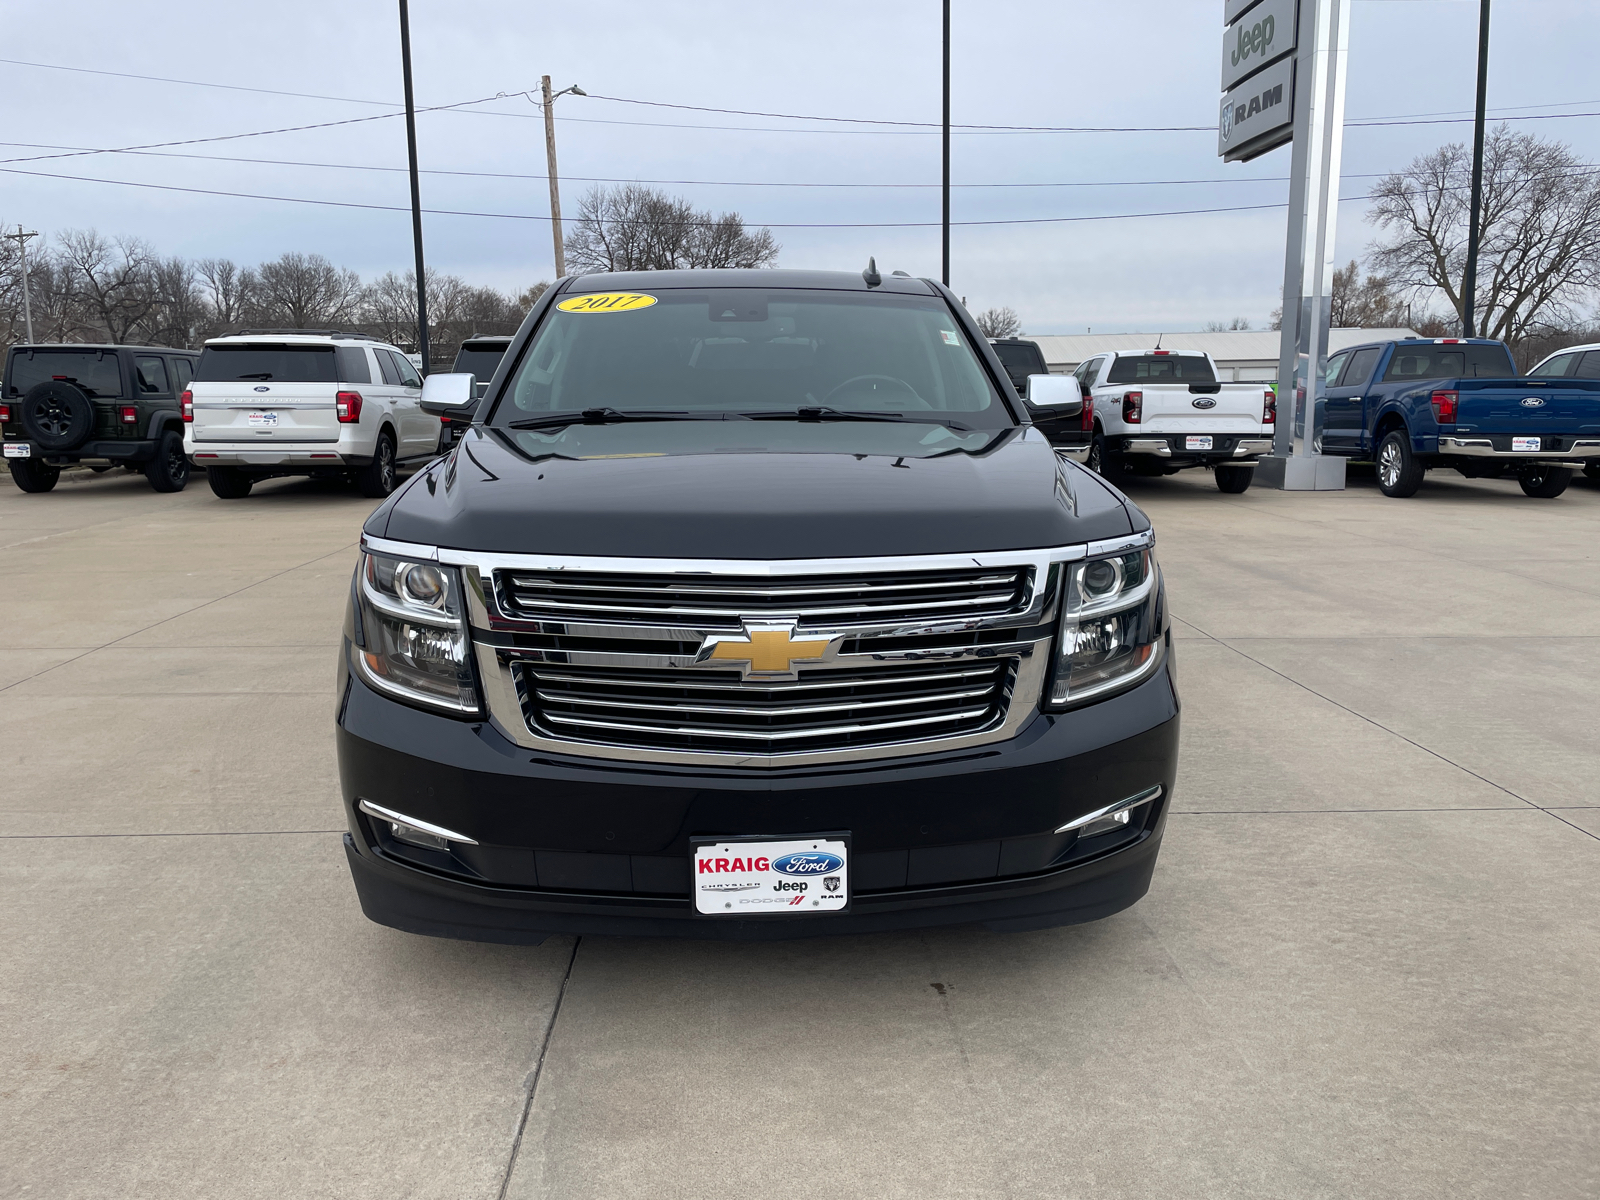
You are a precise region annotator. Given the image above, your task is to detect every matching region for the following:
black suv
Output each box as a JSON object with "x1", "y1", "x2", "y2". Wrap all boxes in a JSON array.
[
  {"x1": 990, "y1": 337, "x2": 1091, "y2": 458},
  {"x1": 338, "y1": 269, "x2": 1178, "y2": 944},
  {"x1": 2, "y1": 344, "x2": 198, "y2": 493},
  {"x1": 438, "y1": 336, "x2": 513, "y2": 447}
]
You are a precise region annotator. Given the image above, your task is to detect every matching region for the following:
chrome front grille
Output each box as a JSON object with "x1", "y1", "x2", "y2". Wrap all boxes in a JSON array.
[
  {"x1": 518, "y1": 660, "x2": 1011, "y2": 755},
  {"x1": 497, "y1": 566, "x2": 1029, "y2": 630},
  {"x1": 383, "y1": 539, "x2": 1161, "y2": 768}
]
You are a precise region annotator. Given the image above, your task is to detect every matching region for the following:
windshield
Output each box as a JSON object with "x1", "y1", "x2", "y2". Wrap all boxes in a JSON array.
[
  {"x1": 6, "y1": 349, "x2": 123, "y2": 398},
  {"x1": 491, "y1": 288, "x2": 1009, "y2": 428},
  {"x1": 1106, "y1": 354, "x2": 1216, "y2": 384},
  {"x1": 195, "y1": 344, "x2": 339, "y2": 383},
  {"x1": 1382, "y1": 344, "x2": 1515, "y2": 381}
]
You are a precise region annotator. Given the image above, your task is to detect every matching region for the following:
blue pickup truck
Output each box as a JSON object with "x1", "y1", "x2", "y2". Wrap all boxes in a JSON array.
[{"x1": 1312, "y1": 337, "x2": 1600, "y2": 498}]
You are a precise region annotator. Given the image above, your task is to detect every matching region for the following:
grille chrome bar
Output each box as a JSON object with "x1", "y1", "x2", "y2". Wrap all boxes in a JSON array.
[
  {"x1": 530, "y1": 685, "x2": 998, "y2": 719},
  {"x1": 501, "y1": 590, "x2": 1020, "y2": 622},
  {"x1": 514, "y1": 573, "x2": 1020, "y2": 598},
  {"x1": 522, "y1": 665, "x2": 998, "y2": 694},
  {"x1": 544, "y1": 706, "x2": 994, "y2": 743}
]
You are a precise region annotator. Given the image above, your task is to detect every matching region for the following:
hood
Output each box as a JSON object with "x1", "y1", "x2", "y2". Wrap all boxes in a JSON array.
[{"x1": 373, "y1": 424, "x2": 1138, "y2": 558}]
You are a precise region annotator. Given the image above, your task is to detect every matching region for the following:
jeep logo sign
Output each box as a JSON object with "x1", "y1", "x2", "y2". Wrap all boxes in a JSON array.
[
  {"x1": 1218, "y1": 54, "x2": 1295, "y2": 157},
  {"x1": 1220, "y1": 0, "x2": 1297, "y2": 92}
]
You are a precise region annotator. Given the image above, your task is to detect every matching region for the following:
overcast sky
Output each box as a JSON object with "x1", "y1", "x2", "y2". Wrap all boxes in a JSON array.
[{"x1": 5, "y1": 0, "x2": 1597, "y2": 333}]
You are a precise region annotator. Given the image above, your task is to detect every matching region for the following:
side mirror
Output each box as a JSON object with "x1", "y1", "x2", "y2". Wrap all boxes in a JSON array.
[
  {"x1": 1024, "y1": 373, "x2": 1083, "y2": 418},
  {"x1": 420, "y1": 372, "x2": 477, "y2": 417}
]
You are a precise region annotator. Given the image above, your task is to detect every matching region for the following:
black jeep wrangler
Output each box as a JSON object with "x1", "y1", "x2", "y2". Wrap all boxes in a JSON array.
[{"x1": 1, "y1": 343, "x2": 199, "y2": 493}]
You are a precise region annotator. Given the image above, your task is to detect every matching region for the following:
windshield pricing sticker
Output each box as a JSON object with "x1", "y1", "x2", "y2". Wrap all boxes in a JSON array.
[
  {"x1": 1513, "y1": 437, "x2": 1541, "y2": 452},
  {"x1": 556, "y1": 292, "x2": 658, "y2": 314},
  {"x1": 940, "y1": 330, "x2": 961, "y2": 346},
  {"x1": 247, "y1": 412, "x2": 279, "y2": 427},
  {"x1": 693, "y1": 837, "x2": 849, "y2": 916}
]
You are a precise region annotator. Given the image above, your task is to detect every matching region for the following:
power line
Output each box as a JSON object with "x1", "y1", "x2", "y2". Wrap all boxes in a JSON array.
[
  {"x1": 0, "y1": 56, "x2": 401, "y2": 108},
  {"x1": 0, "y1": 163, "x2": 1415, "y2": 227},
  {"x1": 0, "y1": 139, "x2": 1309, "y2": 189}
]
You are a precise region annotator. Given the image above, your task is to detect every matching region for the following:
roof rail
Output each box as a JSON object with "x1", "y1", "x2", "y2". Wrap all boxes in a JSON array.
[{"x1": 230, "y1": 328, "x2": 381, "y2": 342}]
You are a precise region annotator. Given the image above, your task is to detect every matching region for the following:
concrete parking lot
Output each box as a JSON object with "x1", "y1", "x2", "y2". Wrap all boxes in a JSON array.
[{"x1": 3, "y1": 465, "x2": 1597, "y2": 1200}]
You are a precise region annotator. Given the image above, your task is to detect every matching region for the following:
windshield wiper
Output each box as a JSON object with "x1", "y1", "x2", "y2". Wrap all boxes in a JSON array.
[
  {"x1": 236, "y1": 372, "x2": 274, "y2": 381},
  {"x1": 743, "y1": 406, "x2": 972, "y2": 431},
  {"x1": 507, "y1": 407, "x2": 731, "y2": 431}
]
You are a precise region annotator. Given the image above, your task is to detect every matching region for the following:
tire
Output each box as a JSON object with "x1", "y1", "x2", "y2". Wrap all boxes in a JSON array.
[
  {"x1": 206, "y1": 466, "x2": 254, "y2": 499},
  {"x1": 9, "y1": 458, "x2": 61, "y2": 493},
  {"x1": 1519, "y1": 467, "x2": 1572, "y2": 498},
  {"x1": 143, "y1": 429, "x2": 191, "y2": 493},
  {"x1": 18, "y1": 381, "x2": 95, "y2": 452},
  {"x1": 355, "y1": 431, "x2": 398, "y2": 498},
  {"x1": 1214, "y1": 464, "x2": 1254, "y2": 493},
  {"x1": 1375, "y1": 430, "x2": 1424, "y2": 498},
  {"x1": 1086, "y1": 429, "x2": 1126, "y2": 484}
]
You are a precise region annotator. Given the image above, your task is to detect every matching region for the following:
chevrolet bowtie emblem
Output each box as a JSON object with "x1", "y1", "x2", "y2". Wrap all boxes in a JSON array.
[{"x1": 695, "y1": 622, "x2": 838, "y2": 679}]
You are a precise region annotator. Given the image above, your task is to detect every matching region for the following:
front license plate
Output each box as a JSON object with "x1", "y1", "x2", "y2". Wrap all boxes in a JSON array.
[
  {"x1": 1185, "y1": 435, "x2": 1214, "y2": 450},
  {"x1": 2, "y1": 442, "x2": 31, "y2": 458},
  {"x1": 1513, "y1": 436, "x2": 1541, "y2": 452},
  {"x1": 692, "y1": 835, "x2": 850, "y2": 916},
  {"x1": 247, "y1": 411, "x2": 279, "y2": 427}
]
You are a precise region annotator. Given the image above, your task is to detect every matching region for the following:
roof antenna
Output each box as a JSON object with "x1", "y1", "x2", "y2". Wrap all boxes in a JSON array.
[
  {"x1": 862, "y1": 256, "x2": 881, "y2": 288},
  {"x1": 1154, "y1": 331, "x2": 1164, "y2": 349}
]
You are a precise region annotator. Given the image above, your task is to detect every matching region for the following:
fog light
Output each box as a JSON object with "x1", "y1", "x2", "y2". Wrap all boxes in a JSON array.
[
  {"x1": 1055, "y1": 785, "x2": 1163, "y2": 837},
  {"x1": 357, "y1": 799, "x2": 477, "y2": 851},
  {"x1": 1077, "y1": 809, "x2": 1133, "y2": 838}
]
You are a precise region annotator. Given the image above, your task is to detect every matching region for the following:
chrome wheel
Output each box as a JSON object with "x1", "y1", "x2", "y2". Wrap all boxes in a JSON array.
[
  {"x1": 1378, "y1": 440, "x2": 1401, "y2": 489},
  {"x1": 378, "y1": 439, "x2": 396, "y2": 491}
]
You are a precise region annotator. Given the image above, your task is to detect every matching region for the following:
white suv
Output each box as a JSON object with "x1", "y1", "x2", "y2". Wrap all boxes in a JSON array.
[{"x1": 183, "y1": 331, "x2": 440, "y2": 499}]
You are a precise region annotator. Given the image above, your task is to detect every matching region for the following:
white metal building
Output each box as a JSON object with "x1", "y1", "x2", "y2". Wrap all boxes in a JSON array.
[{"x1": 1027, "y1": 328, "x2": 1420, "y2": 382}]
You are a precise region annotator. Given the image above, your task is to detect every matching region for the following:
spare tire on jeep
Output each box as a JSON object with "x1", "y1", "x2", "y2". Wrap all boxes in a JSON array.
[{"x1": 19, "y1": 381, "x2": 95, "y2": 452}]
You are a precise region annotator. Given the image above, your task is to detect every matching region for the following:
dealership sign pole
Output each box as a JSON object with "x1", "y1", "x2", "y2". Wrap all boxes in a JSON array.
[{"x1": 1219, "y1": 0, "x2": 1350, "y2": 490}]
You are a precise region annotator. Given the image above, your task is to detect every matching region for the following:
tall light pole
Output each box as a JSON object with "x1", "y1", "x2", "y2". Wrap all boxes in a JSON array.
[
  {"x1": 942, "y1": 0, "x2": 951, "y2": 287},
  {"x1": 1460, "y1": 0, "x2": 1491, "y2": 338},
  {"x1": 4, "y1": 226, "x2": 39, "y2": 343},
  {"x1": 541, "y1": 77, "x2": 586, "y2": 279},
  {"x1": 397, "y1": 0, "x2": 430, "y2": 372}
]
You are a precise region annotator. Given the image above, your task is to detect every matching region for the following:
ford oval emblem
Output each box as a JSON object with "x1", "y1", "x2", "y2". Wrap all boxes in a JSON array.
[
  {"x1": 771, "y1": 851, "x2": 845, "y2": 876},
  {"x1": 1521, "y1": 396, "x2": 1545, "y2": 408},
  {"x1": 253, "y1": 385, "x2": 271, "y2": 393},
  {"x1": 1192, "y1": 397, "x2": 1217, "y2": 409}
]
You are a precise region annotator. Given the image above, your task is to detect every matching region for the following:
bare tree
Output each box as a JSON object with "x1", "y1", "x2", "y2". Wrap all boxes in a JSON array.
[
  {"x1": 565, "y1": 185, "x2": 780, "y2": 273},
  {"x1": 517, "y1": 281, "x2": 551, "y2": 310},
  {"x1": 974, "y1": 306, "x2": 1022, "y2": 338},
  {"x1": 196, "y1": 257, "x2": 252, "y2": 333},
  {"x1": 58, "y1": 229, "x2": 159, "y2": 342},
  {"x1": 248, "y1": 252, "x2": 362, "y2": 329},
  {"x1": 1368, "y1": 126, "x2": 1600, "y2": 343},
  {"x1": 139, "y1": 256, "x2": 204, "y2": 348},
  {"x1": 1202, "y1": 316, "x2": 1253, "y2": 332}
]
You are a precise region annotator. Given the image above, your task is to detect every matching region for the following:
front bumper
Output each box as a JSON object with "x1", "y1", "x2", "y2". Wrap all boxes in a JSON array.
[
  {"x1": 1438, "y1": 435, "x2": 1600, "y2": 463},
  {"x1": 336, "y1": 646, "x2": 1181, "y2": 942}
]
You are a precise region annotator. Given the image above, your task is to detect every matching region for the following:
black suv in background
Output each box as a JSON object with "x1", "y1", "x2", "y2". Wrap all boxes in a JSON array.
[
  {"x1": 438, "y1": 336, "x2": 513, "y2": 447},
  {"x1": 1, "y1": 344, "x2": 198, "y2": 493},
  {"x1": 990, "y1": 336, "x2": 1091, "y2": 460}
]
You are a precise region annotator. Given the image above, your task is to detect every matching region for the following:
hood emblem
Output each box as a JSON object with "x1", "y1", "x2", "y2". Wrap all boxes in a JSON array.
[
  {"x1": 1521, "y1": 396, "x2": 1545, "y2": 408},
  {"x1": 254, "y1": 385, "x2": 271, "y2": 393},
  {"x1": 1192, "y1": 397, "x2": 1217, "y2": 409},
  {"x1": 695, "y1": 621, "x2": 839, "y2": 679}
]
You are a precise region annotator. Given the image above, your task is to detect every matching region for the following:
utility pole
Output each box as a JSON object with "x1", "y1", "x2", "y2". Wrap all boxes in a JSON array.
[
  {"x1": 541, "y1": 78, "x2": 585, "y2": 279},
  {"x1": 397, "y1": 0, "x2": 430, "y2": 373},
  {"x1": 4, "y1": 226, "x2": 39, "y2": 343},
  {"x1": 1460, "y1": 0, "x2": 1491, "y2": 338},
  {"x1": 942, "y1": 0, "x2": 951, "y2": 287}
]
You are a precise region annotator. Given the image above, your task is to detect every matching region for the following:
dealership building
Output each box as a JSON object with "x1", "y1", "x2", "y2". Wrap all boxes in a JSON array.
[{"x1": 1029, "y1": 328, "x2": 1419, "y2": 382}]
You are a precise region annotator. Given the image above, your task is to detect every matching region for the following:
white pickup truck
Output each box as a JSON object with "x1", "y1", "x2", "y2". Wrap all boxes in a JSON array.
[{"x1": 1075, "y1": 349, "x2": 1276, "y2": 493}]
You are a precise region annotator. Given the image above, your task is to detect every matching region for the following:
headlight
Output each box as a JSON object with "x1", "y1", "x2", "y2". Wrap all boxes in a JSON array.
[
  {"x1": 1045, "y1": 546, "x2": 1165, "y2": 709},
  {"x1": 351, "y1": 551, "x2": 480, "y2": 715}
]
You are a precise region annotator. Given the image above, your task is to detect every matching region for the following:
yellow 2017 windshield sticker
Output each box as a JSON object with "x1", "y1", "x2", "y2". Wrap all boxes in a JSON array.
[{"x1": 556, "y1": 292, "x2": 658, "y2": 314}]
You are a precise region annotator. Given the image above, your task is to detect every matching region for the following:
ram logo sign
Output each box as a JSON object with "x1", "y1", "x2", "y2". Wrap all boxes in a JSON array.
[{"x1": 1218, "y1": 54, "x2": 1295, "y2": 158}]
